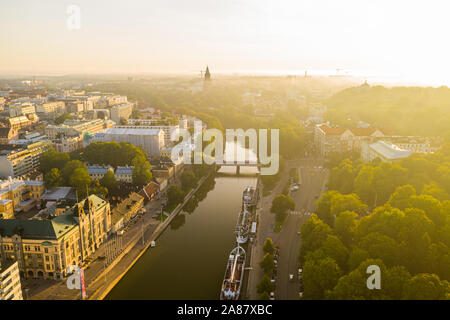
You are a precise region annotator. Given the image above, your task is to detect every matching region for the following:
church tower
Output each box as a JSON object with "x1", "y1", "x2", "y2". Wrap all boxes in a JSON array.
[{"x1": 204, "y1": 66, "x2": 211, "y2": 81}]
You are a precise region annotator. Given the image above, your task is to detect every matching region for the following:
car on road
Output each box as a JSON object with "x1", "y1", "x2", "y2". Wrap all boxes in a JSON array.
[
  {"x1": 270, "y1": 292, "x2": 275, "y2": 300},
  {"x1": 289, "y1": 274, "x2": 294, "y2": 282},
  {"x1": 298, "y1": 268, "x2": 303, "y2": 280},
  {"x1": 290, "y1": 185, "x2": 300, "y2": 191},
  {"x1": 297, "y1": 231, "x2": 301, "y2": 235}
]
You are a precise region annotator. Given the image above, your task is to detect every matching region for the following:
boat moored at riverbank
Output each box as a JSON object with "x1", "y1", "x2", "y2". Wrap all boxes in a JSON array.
[
  {"x1": 220, "y1": 245, "x2": 246, "y2": 300},
  {"x1": 242, "y1": 186, "x2": 258, "y2": 208}
]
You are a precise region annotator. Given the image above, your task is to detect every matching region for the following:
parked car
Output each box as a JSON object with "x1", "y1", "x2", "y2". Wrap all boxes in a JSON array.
[
  {"x1": 289, "y1": 274, "x2": 294, "y2": 282},
  {"x1": 298, "y1": 268, "x2": 303, "y2": 280},
  {"x1": 270, "y1": 292, "x2": 275, "y2": 300},
  {"x1": 290, "y1": 185, "x2": 300, "y2": 191}
]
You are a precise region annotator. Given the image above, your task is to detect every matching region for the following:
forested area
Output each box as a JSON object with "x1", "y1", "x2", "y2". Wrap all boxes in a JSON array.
[
  {"x1": 40, "y1": 142, "x2": 153, "y2": 197},
  {"x1": 299, "y1": 144, "x2": 450, "y2": 299},
  {"x1": 326, "y1": 85, "x2": 450, "y2": 138}
]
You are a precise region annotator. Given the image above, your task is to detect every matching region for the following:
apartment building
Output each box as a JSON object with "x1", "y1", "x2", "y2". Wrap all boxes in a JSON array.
[
  {"x1": 111, "y1": 103, "x2": 134, "y2": 123},
  {"x1": 314, "y1": 123, "x2": 386, "y2": 156},
  {"x1": 0, "y1": 194, "x2": 111, "y2": 280},
  {"x1": 100, "y1": 127, "x2": 164, "y2": 156},
  {"x1": 0, "y1": 261, "x2": 23, "y2": 300},
  {"x1": 0, "y1": 126, "x2": 19, "y2": 144},
  {"x1": 0, "y1": 141, "x2": 52, "y2": 178},
  {"x1": 114, "y1": 166, "x2": 134, "y2": 183},
  {"x1": 87, "y1": 165, "x2": 114, "y2": 180},
  {"x1": 0, "y1": 177, "x2": 45, "y2": 218},
  {"x1": 53, "y1": 134, "x2": 83, "y2": 153},
  {"x1": 110, "y1": 192, "x2": 143, "y2": 233},
  {"x1": 45, "y1": 119, "x2": 110, "y2": 139},
  {"x1": 118, "y1": 124, "x2": 179, "y2": 145},
  {"x1": 9, "y1": 102, "x2": 36, "y2": 117}
]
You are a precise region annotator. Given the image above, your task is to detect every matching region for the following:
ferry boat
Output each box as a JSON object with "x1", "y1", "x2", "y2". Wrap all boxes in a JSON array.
[
  {"x1": 242, "y1": 186, "x2": 258, "y2": 207},
  {"x1": 220, "y1": 246, "x2": 246, "y2": 300},
  {"x1": 235, "y1": 209, "x2": 250, "y2": 244}
]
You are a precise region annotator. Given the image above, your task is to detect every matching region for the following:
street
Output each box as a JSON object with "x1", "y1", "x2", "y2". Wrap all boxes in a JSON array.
[{"x1": 247, "y1": 157, "x2": 328, "y2": 300}]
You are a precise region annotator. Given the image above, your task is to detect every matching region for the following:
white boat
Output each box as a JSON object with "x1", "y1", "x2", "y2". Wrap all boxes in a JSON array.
[
  {"x1": 242, "y1": 186, "x2": 258, "y2": 207},
  {"x1": 235, "y1": 209, "x2": 250, "y2": 244},
  {"x1": 220, "y1": 246, "x2": 246, "y2": 300}
]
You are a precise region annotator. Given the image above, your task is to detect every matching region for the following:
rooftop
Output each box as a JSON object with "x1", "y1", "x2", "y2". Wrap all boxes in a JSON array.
[
  {"x1": 369, "y1": 141, "x2": 413, "y2": 160},
  {"x1": 105, "y1": 127, "x2": 163, "y2": 136}
]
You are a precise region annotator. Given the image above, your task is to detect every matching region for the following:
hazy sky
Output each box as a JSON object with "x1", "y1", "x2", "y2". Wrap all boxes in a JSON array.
[{"x1": 1, "y1": 0, "x2": 450, "y2": 83}]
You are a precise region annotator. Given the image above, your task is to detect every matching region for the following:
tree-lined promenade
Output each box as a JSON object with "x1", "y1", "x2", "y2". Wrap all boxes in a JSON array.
[{"x1": 299, "y1": 144, "x2": 450, "y2": 299}]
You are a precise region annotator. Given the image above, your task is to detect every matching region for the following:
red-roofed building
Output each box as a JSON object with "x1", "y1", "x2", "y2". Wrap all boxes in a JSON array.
[
  {"x1": 139, "y1": 181, "x2": 160, "y2": 201},
  {"x1": 314, "y1": 123, "x2": 386, "y2": 156}
]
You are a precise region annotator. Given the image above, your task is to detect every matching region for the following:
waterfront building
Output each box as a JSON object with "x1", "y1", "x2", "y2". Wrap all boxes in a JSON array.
[
  {"x1": 0, "y1": 194, "x2": 111, "y2": 280},
  {"x1": 110, "y1": 192, "x2": 143, "y2": 233},
  {"x1": 0, "y1": 141, "x2": 52, "y2": 178},
  {"x1": 0, "y1": 261, "x2": 23, "y2": 300}
]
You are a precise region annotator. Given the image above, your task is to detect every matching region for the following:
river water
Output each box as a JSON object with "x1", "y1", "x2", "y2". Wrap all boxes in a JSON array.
[{"x1": 106, "y1": 150, "x2": 258, "y2": 299}]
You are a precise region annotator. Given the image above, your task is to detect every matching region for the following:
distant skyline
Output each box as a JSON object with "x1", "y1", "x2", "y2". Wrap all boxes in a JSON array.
[{"x1": 2, "y1": 0, "x2": 450, "y2": 86}]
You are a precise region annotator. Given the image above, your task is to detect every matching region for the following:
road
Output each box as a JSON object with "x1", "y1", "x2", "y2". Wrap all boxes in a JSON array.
[
  {"x1": 275, "y1": 158, "x2": 328, "y2": 300},
  {"x1": 247, "y1": 157, "x2": 328, "y2": 300}
]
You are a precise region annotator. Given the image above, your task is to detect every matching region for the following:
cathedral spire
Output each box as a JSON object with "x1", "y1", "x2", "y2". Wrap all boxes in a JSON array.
[{"x1": 204, "y1": 66, "x2": 211, "y2": 81}]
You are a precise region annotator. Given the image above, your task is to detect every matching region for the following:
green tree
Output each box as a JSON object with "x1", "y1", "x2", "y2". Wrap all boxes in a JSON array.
[
  {"x1": 167, "y1": 185, "x2": 185, "y2": 207},
  {"x1": 258, "y1": 291, "x2": 271, "y2": 300},
  {"x1": 302, "y1": 257, "x2": 342, "y2": 299},
  {"x1": 299, "y1": 214, "x2": 333, "y2": 264},
  {"x1": 354, "y1": 165, "x2": 375, "y2": 205},
  {"x1": 259, "y1": 253, "x2": 274, "y2": 275},
  {"x1": 132, "y1": 155, "x2": 152, "y2": 186},
  {"x1": 388, "y1": 184, "x2": 416, "y2": 210},
  {"x1": 402, "y1": 273, "x2": 450, "y2": 300},
  {"x1": 100, "y1": 170, "x2": 118, "y2": 193},
  {"x1": 40, "y1": 148, "x2": 70, "y2": 174},
  {"x1": 256, "y1": 274, "x2": 275, "y2": 294},
  {"x1": 55, "y1": 112, "x2": 72, "y2": 125},
  {"x1": 271, "y1": 194, "x2": 295, "y2": 224},
  {"x1": 69, "y1": 168, "x2": 92, "y2": 196},
  {"x1": 263, "y1": 238, "x2": 275, "y2": 255},
  {"x1": 44, "y1": 168, "x2": 62, "y2": 189},
  {"x1": 62, "y1": 160, "x2": 88, "y2": 184},
  {"x1": 181, "y1": 171, "x2": 197, "y2": 191},
  {"x1": 334, "y1": 211, "x2": 359, "y2": 247}
]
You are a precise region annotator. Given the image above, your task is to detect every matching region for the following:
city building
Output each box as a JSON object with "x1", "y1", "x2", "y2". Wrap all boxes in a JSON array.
[
  {"x1": 99, "y1": 127, "x2": 165, "y2": 156},
  {"x1": 110, "y1": 192, "x2": 143, "y2": 233},
  {"x1": 0, "y1": 261, "x2": 23, "y2": 300},
  {"x1": 138, "y1": 181, "x2": 160, "y2": 201},
  {"x1": 0, "y1": 177, "x2": 45, "y2": 218},
  {"x1": 361, "y1": 141, "x2": 413, "y2": 163},
  {"x1": 52, "y1": 134, "x2": 83, "y2": 153},
  {"x1": 110, "y1": 103, "x2": 134, "y2": 124},
  {"x1": 87, "y1": 165, "x2": 114, "y2": 180},
  {"x1": 119, "y1": 124, "x2": 179, "y2": 145},
  {"x1": 9, "y1": 102, "x2": 36, "y2": 117},
  {"x1": 0, "y1": 194, "x2": 111, "y2": 280},
  {"x1": 45, "y1": 119, "x2": 110, "y2": 139},
  {"x1": 314, "y1": 123, "x2": 386, "y2": 156},
  {"x1": 7, "y1": 115, "x2": 38, "y2": 131},
  {"x1": 0, "y1": 126, "x2": 19, "y2": 144},
  {"x1": 0, "y1": 141, "x2": 52, "y2": 178},
  {"x1": 114, "y1": 166, "x2": 134, "y2": 183}
]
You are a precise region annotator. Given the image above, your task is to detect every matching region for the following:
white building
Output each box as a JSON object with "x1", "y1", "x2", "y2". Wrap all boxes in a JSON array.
[
  {"x1": 9, "y1": 102, "x2": 36, "y2": 117},
  {"x1": 114, "y1": 166, "x2": 134, "y2": 183},
  {"x1": 100, "y1": 127, "x2": 164, "y2": 156},
  {"x1": 87, "y1": 165, "x2": 114, "y2": 180},
  {"x1": 111, "y1": 103, "x2": 134, "y2": 123},
  {"x1": 361, "y1": 141, "x2": 413, "y2": 163},
  {"x1": 119, "y1": 124, "x2": 179, "y2": 145},
  {"x1": 0, "y1": 261, "x2": 23, "y2": 300}
]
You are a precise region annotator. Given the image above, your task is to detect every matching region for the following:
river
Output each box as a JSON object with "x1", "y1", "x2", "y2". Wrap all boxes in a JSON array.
[{"x1": 106, "y1": 147, "x2": 258, "y2": 299}]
